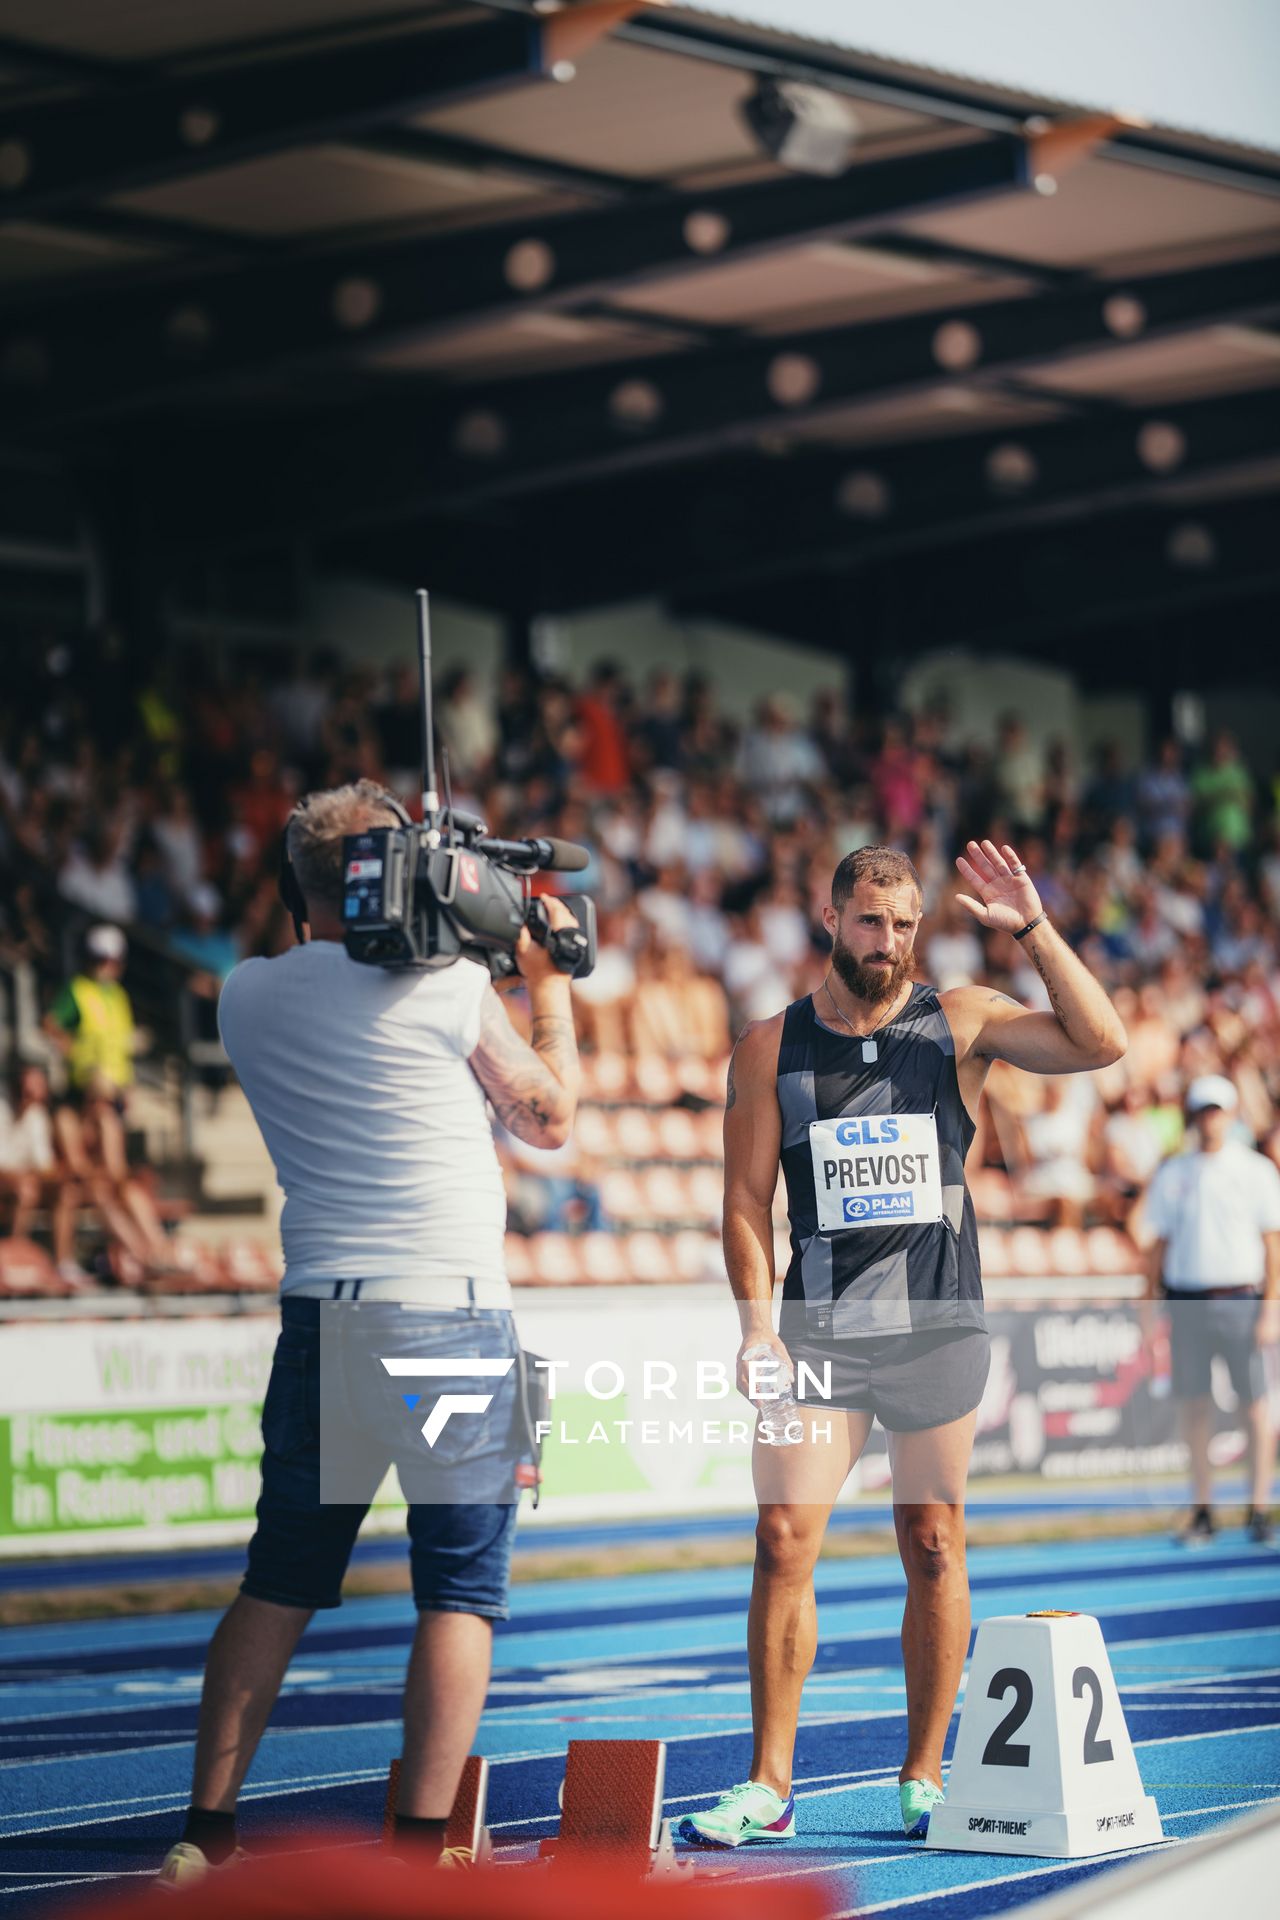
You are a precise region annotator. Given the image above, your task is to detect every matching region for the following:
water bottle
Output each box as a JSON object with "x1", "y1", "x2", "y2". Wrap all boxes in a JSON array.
[{"x1": 743, "y1": 1343, "x2": 804, "y2": 1446}]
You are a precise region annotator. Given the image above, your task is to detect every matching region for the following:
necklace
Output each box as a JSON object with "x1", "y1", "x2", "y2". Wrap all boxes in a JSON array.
[{"x1": 822, "y1": 975, "x2": 904, "y2": 1064}]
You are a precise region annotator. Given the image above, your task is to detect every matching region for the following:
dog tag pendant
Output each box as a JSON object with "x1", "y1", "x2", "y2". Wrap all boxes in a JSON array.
[{"x1": 862, "y1": 1040, "x2": 878, "y2": 1064}]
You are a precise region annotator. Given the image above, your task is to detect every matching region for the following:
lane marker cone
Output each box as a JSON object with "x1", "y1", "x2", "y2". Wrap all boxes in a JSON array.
[{"x1": 927, "y1": 1611, "x2": 1164, "y2": 1857}]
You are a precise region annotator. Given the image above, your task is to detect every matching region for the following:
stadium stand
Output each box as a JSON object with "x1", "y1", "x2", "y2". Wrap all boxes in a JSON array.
[{"x1": 2, "y1": 644, "x2": 1278, "y2": 1300}]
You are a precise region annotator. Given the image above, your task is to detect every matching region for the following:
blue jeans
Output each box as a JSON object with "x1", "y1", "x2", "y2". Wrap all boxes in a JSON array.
[{"x1": 242, "y1": 1297, "x2": 520, "y2": 1615}]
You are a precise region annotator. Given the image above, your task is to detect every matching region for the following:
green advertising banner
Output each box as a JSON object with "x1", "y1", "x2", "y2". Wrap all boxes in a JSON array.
[
  {"x1": 0, "y1": 1314, "x2": 281, "y2": 1553},
  {"x1": 1, "y1": 1406, "x2": 264, "y2": 1538}
]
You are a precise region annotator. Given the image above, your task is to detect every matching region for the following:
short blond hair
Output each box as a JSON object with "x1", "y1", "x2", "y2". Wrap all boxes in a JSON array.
[{"x1": 286, "y1": 780, "x2": 403, "y2": 910}]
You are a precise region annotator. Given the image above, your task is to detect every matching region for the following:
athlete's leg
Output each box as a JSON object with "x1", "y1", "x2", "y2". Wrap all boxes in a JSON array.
[
  {"x1": 888, "y1": 1409, "x2": 978, "y2": 1791},
  {"x1": 749, "y1": 1407, "x2": 871, "y2": 1795},
  {"x1": 1246, "y1": 1393, "x2": 1275, "y2": 1513},
  {"x1": 1179, "y1": 1395, "x2": 1214, "y2": 1508}
]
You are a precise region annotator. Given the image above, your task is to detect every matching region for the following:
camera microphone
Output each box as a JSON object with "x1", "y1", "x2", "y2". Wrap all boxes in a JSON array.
[{"x1": 473, "y1": 834, "x2": 590, "y2": 873}]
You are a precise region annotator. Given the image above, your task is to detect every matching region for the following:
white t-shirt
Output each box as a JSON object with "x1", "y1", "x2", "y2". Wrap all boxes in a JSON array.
[
  {"x1": 0, "y1": 1101, "x2": 54, "y2": 1174},
  {"x1": 1146, "y1": 1142, "x2": 1280, "y2": 1288},
  {"x1": 218, "y1": 944, "x2": 507, "y2": 1295}
]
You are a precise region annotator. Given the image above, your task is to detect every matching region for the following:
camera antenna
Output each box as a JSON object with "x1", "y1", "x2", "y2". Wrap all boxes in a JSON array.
[
  {"x1": 440, "y1": 745, "x2": 457, "y2": 847},
  {"x1": 416, "y1": 588, "x2": 440, "y2": 829}
]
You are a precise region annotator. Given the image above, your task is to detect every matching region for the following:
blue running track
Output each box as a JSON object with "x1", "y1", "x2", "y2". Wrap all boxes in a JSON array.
[{"x1": 1, "y1": 1529, "x2": 1278, "y2": 1916}]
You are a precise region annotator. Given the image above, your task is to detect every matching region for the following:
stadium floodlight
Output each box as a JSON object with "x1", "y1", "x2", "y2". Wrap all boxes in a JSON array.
[{"x1": 740, "y1": 77, "x2": 858, "y2": 177}]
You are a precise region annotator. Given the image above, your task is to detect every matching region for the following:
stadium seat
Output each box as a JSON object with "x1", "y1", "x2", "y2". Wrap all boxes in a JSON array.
[
  {"x1": 503, "y1": 1235, "x2": 532, "y2": 1282},
  {"x1": 640, "y1": 1167, "x2": 692, "y2": 1223},
  {"x1": 585, "y1": 1053, "x2": 629, "y2": 1100},
  {"x1": 969, "y1": 1167, "x2": 1015, "y2": 1222},
  {"x1": 0, "y1": 1235, "x2": 70, "y2": 1297},
  {"x1": 574, "y1": 1106, "x2": 612, "y2": 1157},
  {"x1": 673, "y1": 1230, "x2": 723, "y2": 1282},
  {"x1": 979, "y1": 1229, "x2": 1011, "y2": 1277},
  {"x1": 687, "y1": 1166, "x2": 722, "y2": 1223},
  {"x1": 530, "y1": 1233, "x2": 577, "y2": 1285},
  {"x1": 579, "y1": 1232, "x2": 628, "y2": 1283},
  {"x1": 599, "y1": 1171, "x2": 644, "y2": 1223},
  {"x1": 1008, "y1": 1226, "x2": 1052, "y2": 1279},
  {"x1": 614, "y1": 1108, "x2": 658, "y2": 1160},
  {"x1": 654, "y1": 1109, "x2": 701, "y2": 1160},
  {"x1": 218, "y1": 1241, "x2": 280, "y2": 1292},
  {"x1": 1048, "y1": 1227, "x2": 1091, "y2": 1278},
  {"x1": 673, "y1": 1056, "x2": 717, "y2": 1100},
  {"x1": 633, "y1": 1055, "x2": 677, "y2": 1106},
  {"x1": 626, "y1": 1232, "x2": 674, "y2": 1284},
  {"x1": 1086, "y1": 1225, "x2": 1140, "y2": 1276}
]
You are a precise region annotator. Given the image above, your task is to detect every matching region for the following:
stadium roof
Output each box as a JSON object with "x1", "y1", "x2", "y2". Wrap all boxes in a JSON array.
[
  {"x1": 1, "y1": 0, "x2": 1278, "y2": 685},
  {"x1": 679, "y1": 0, "x2": 1280, "y2": 158}
]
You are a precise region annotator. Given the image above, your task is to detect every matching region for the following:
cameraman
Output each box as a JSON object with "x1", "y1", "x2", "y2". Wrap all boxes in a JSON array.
[{"x1": 159, "y1": 780, "x2": 580, "y2": 1883}]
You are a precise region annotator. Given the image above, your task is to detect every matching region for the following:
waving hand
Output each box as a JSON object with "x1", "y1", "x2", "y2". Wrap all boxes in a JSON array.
[{"x1": 954, "y1": 839, "x2": 1042, "y2": 935}]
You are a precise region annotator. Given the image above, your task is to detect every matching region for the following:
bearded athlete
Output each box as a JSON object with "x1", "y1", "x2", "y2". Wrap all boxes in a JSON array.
[{"x1": 680, "y1": 841, "x2": 1126, "y2": 1847}]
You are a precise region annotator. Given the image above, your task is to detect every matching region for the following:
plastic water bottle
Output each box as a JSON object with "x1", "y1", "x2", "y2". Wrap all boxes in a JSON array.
[{"x1": 743, "y1": 1343, "x2": 804, "y2": 1446}]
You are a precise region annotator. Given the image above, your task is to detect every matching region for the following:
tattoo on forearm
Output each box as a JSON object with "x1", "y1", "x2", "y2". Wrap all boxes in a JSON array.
[
  {"x1": 531, "y1": 1011, "x2": 577, "y2": 1078},
  {"x1": 472, "y1": 991, "x2": 575, "y2": 1140},
  {"x1": 1028, "y1": 944, "x2": 1069, "y2": 1025},
  {"x1": 726, "y1": 1052, "x2": 738, "y2": 1109}
]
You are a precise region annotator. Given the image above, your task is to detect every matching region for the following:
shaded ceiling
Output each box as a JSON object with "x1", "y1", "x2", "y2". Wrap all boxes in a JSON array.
[{"x1": 1, "y1": 0, "x2": 1277, "y2": 683}]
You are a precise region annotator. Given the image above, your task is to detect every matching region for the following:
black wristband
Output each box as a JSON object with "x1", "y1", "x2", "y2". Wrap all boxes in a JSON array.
[{"x1": 1013, "y1": 911, "x2": 1047, "y2": 941}]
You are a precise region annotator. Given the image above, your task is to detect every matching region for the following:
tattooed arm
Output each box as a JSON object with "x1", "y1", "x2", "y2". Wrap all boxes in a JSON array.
[
  {"x1": 943, "y1": 835, "x2": 1127, "y2": 1075},
  {"x1": 963, "y1": 927, "x2": 1126, "y2": 1072},
  {"x1": 469, "y1": 919, "x2": 581, "y2": 1148}
]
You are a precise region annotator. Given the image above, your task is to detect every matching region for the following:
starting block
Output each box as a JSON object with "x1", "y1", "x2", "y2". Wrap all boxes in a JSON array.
[
  {"x1": 382, "y1": 1753, "x2": 493, "y2": 1864},
  {"x1": 540, "y1": 1739, "x2": 689, "y2": 1878},
  {"x1": 926, "y1": 1611, "x2": 1163, "y2": 1858}
]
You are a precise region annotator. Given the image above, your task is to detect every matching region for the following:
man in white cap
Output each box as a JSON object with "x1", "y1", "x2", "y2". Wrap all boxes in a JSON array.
[{"x1": 1143, "y1": 1074, "x2": 1280, "y2": 1544}]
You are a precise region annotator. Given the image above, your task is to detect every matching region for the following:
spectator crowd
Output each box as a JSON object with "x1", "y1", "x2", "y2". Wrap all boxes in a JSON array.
[{"x1": 2, "y1": 630, "x2": 1279, "y2": 1289}]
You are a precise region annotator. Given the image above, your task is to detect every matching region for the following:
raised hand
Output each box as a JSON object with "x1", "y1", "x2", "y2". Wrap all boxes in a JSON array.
[{"x1": 954, "y1": 839, "x2": 1042, "y2": 934}]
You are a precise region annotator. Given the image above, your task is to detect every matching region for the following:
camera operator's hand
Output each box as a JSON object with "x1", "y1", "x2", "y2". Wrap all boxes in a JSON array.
[
  {"x1": 515, "y1": 896, "x2": 579, "y2": 989},
  {"x1": 471, "y1": 901, "x2": 583, "y2": 1149}
]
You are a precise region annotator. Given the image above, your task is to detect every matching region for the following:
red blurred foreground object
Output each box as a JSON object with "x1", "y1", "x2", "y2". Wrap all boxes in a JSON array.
[{"x1": 62, "y1": 1837, "x2": 840, "y2": 1918}]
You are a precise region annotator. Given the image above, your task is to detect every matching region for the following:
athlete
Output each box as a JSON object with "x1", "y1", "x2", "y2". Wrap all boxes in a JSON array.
[{"x1": 681, "y1": 840, "x2": 1126, "y2": 1847}]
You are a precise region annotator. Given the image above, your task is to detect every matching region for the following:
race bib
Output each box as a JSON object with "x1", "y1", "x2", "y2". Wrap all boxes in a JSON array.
[{"x1": 809, "y1": 1112, "x2": 943, "y2": 1232}]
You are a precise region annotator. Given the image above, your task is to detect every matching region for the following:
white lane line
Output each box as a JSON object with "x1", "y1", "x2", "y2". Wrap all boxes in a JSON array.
[
  {"x1": 0, "y1": 1763, "x2": 395, "y2": 1835},
  {"x1": 0, "y1": 1653, "x2": 1263, "y2": 1745},
  {"x1": 1, "y1": 1877, "x2": 125, "y2": 1897},
  {"x1": 6, "y1": 1618, "x2": 1275, "y2": 1728},
  {"x1": 0, "y1": 1701, "x2": 910, "y2": 1798},
  {"x1": 6, "y1": 1683, "x2": 1278, "y2": 1838},
  {"x1": 0, "y1": 1869, "x2": 155, "y2": 1879},
  {"x1": 0, "y1": 1717, "x2": 405, "y2": 1774}
]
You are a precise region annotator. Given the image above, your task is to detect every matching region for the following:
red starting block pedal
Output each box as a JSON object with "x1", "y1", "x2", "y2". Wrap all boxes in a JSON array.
[
  {"x1": 382, "y1": 1753, "x2": 493, "y2": 1864},
  {"x1": 540, "y1": 1739, "x2": 689, "y2": 1879}
]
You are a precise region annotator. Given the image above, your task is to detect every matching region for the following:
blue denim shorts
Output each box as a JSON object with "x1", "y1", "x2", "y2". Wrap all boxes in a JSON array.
[{"x1": 242, "y1": 1297, "x2": 521, "y2": 1616}]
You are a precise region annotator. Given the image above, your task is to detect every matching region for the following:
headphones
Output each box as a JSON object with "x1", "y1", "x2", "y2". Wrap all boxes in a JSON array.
[{"x1": 277, "y1": 786, "x2": 413, "y2": 942}]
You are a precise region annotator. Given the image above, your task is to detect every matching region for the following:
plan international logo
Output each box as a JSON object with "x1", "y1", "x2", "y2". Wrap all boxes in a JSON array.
[
  {"x1": 380, "y1": 1357, "x2": 514, "y2": 1446},
  {"x1": 843, "y1": 1192, "x2": 914, "y2": 1222}
]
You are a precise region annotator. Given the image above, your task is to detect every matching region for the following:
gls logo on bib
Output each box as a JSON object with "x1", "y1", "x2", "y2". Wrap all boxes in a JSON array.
[{"x1": 808, "y1": 1112, "x2": 943, "y2": 1232}]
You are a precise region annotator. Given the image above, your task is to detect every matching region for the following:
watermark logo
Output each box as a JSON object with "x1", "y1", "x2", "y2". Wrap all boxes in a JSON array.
[{"x1": 379, "y1": 1357, "x2": 514, "y2": 1447}]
